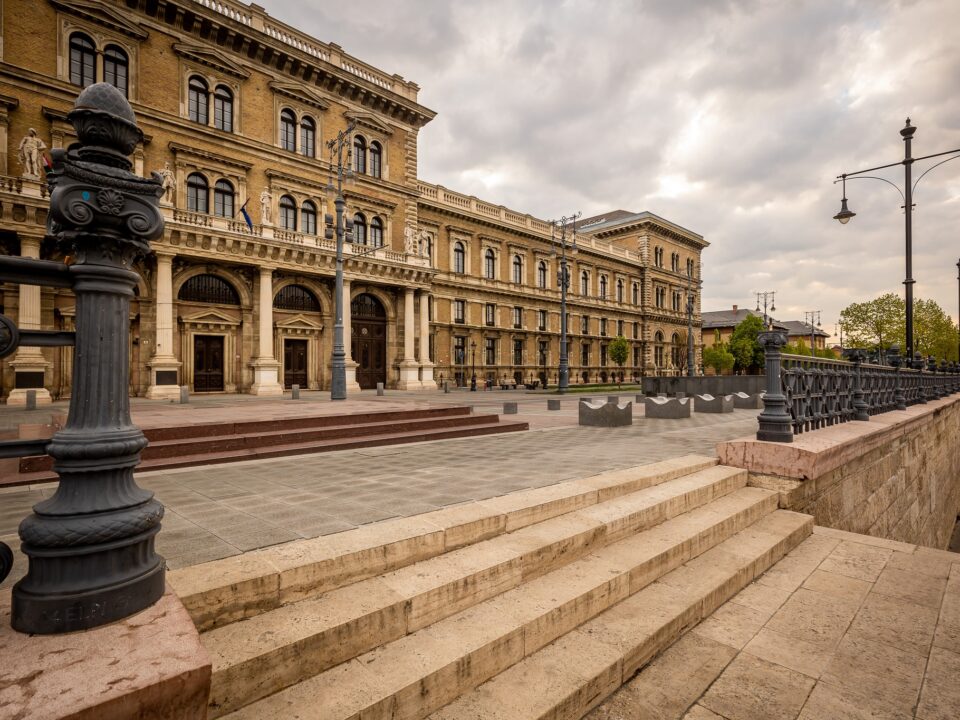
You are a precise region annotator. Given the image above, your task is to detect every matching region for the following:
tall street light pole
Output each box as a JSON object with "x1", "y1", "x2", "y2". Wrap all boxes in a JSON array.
[
  {"x1": 325, "y1": 121, "x2": 356, "y2": 400},
  {"x1": 755, "y1": 291, "x2": 776, "y2": 329},
  {"x1": 470, "y1": 340, "x2": 477, "y2": 391},
  {"x1": 685, "y1": 263, "x2": 699, "y2": 377},
  {"x1": 956, "y1": 259, "x2": 960, "y2": 362},
  {"x1": 804, "y1": 310, "x2": 821, "y2": 356},
  {"x1": 833, "y1": 119, "x2": 960, "y2": 366},
  {"x1": 552, "y1": 212, "x2": 580, "y2": 394}
]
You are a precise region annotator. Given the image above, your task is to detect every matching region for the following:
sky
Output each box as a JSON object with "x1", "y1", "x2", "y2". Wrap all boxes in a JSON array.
[{"x1": 267, "y1": 0, "x2": 960, "y2": 340}]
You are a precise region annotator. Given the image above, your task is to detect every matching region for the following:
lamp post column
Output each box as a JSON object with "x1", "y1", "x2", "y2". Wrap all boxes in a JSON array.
[
  {"x1": 331, "y1": 191, "x2": 347, "y2": 400},
  {"x1": 956, "y1": 259, "x2": 959, "y2": 362},
  {"x1": 559, "y1": 256, "x2": 569, "y2": 392},
  {"x1": 902, "y1": 120, "x2": 916, "y2": 364}
]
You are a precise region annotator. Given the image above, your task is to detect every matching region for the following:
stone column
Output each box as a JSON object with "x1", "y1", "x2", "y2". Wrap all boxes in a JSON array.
[
  {"x1": 419, "y1": 291, "x2": 434, "y2": 387},
  {"x1": 341, "y1": 278, "x2": 360, "y2": 391},
  {"x1": 8, "y1": 235, "x2": 52, "y2": 406},
  {"x1": 398, "y1": 287, "x2": 421, "y2": 389},
  {"x1": 145, "y1": 252, "x2": 182, "y2": 399},
  {"x1": 249, "y1": 267, "x2": 283, "y2": 395}
]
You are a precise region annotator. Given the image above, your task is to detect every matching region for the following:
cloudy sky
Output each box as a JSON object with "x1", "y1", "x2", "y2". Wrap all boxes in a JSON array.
[{"x1": 269, "y1": 0, "x2": 960, "y2": 339}]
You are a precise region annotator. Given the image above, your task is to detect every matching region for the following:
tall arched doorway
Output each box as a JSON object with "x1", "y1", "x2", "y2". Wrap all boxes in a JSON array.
[{"x1": 351, "y1": 293, "x2": 387, "y2": 389}]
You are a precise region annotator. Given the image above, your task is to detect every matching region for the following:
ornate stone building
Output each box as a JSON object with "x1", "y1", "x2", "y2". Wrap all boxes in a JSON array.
[{"x1": 0, "y1": 0, "x2": 706, "y2": 404}]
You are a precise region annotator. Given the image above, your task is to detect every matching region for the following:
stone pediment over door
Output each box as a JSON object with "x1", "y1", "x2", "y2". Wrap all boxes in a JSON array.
[
  {"x1": 180, "y1": 308, "x2": 241, "y2": 331},
  {"x1": 276, "y1": 314, "x2": 324, "y2": 335}
]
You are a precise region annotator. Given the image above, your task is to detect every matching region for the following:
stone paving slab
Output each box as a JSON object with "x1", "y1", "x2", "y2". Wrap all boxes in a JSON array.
[
  {"x1": 588, "y1": 525, "x2": 960, "y2": 720},
  {"x1": 0, "y1": 392, "x2": 760, "y2": 587}
]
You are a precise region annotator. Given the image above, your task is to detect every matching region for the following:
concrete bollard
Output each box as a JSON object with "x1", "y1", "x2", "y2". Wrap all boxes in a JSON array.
[
  {"x1": 376, "y1": 382, "x2": 384, "y2": 396},
  {"x1": 676, "y1": 391, "x2": 686, "y2": 398},
  {"x1": 607, "y1": 395, "x2": 620, "y2": 404},
  {"x1": 444, "y1": 381, "x2": 450, "y2": 394},
  {"x1": 547, "y1": 399, "x2": 561, "y2": 411},
  {"x1": 503, "y1": 402, "x2": 518, "y2": 414},
  {"x1": 291, "y1": 384, "x2": 300, "y2": 400},
  {"x1": 636, "y1": 394, "x2": 645, "y2": 403},
  {"x1": 25, "y1": 390, "x2": 37, "y2": 411},
  {"x1": 579, "y1": 399, "x2": 632, "y2": 426},
  {"x1": 179, "y1": 385, "x2": 190, "y2": 404}
]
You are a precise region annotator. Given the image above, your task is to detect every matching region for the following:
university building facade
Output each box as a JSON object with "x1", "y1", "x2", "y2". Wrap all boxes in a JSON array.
[{"x1": 0, "y1": 0, "x2": 706, "y2": 404}]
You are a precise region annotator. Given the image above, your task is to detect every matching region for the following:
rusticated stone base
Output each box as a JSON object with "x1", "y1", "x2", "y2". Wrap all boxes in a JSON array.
[
  {"x1": 717, "y1": 395, "x2": 960, "y2": 549},
  {"x1": 0, "y1": 584, "x2": 211, "y2": 720}
]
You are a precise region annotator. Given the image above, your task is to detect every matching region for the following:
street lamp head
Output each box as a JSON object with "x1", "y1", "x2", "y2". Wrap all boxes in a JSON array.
[
  {"x1": 833, "y1": 196, "x2": 856, "y2": 224},
  {"x1": 770, "y1": 303, "x2": 776, "y2": 313},
  {"x1": 900, "y1": 118, "x2": 916, "y2": 139}
]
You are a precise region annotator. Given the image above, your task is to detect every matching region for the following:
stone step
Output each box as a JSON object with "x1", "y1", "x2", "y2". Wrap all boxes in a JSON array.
[
  {"x1": 170, "y1": 455, "x2": 720, "y2": 633},
  {"x1": 12, "y1": 418, "x2": 529, "y2": 484},
  {"x1": 216, "y1": 489, "x2": 792, "y2": 720},
  {"x1": 428, "y1": 510, "x2": 813, "y2": 720},
  {"x1": 201, "y1": 464, "x2": 749, "y2": 717}
]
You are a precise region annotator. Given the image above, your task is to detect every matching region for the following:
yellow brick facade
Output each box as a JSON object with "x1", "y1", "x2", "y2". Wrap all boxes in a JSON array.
[{"x1": 0, "y1": 0, "x2": 706, "y2": 401}]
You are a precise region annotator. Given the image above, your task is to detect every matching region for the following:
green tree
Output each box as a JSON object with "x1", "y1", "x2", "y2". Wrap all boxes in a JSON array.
[
  {"x1": 703, "y1": 343, "x2": 735, "y2": 375},
  {"x1": 608, "y1": 336, "x2": 629, "y2": 387},
  {"x1": 914, "y1": 298, "x2": 959, "y2": 362},
  {"x1": 839, "y1": 293, "x2": 904, "y2": 355},
  {"x1": 729, "y1": 315, "x2": 765, "y2": 374}
]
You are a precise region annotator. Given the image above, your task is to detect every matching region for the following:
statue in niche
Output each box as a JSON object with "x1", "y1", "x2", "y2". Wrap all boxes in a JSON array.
[
  {"x1": 260, "y1": 187, "x2": 272, "y2": 225},
  {"x1": 416, "y1": 229, "x2": 431, "y2": 257},
  {"x1": 403, "y1": 225, "x2": 419, "y2": 255},
  {"x1": 157, "y1": 162, "x2": 175, "y2": 204},
  {"x1": 18, "y1": 128, "x2": 47, "y2": 179}
]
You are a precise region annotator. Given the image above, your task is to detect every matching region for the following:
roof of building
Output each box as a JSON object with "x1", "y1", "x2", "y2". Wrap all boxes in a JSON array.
[
  {"x1": 701, "y1": 308, "x2": 761, "y2": 329},
  {"x1": 778, "y1": 320, "x2": 830, "y2": 338},
  {"x1": 577, "y1": 210, "x2": 704, "y2": 242}
]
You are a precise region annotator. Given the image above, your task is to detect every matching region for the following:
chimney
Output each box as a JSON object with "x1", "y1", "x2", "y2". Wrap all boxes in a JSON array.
[{"x1": 732, "y1": 304, "x2": 738, "y2": 314}]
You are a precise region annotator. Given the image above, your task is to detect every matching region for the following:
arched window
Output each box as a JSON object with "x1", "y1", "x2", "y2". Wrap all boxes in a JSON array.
[
  {"x1": 188, "y1": 76, "x2": 209, "y2": 125},
  {"x1": 69, "y1": 33, "x2": 96, "y2": 88},
  {"x1": 178, "y1": 274, "x2": 240, "y2": 305},
  {"x1": 654, "y1": 331, "x2": 665, "y2": 368},
  {"x1": 599, "y1": 275, "x2": 608, "y2": 299},
  {"x1": 274, "y1": 284, "x2": 320, "y2": 312},
  {"x1": 581, "y1": 271, "x2": 589, "y2": 295},
  {"x1": 213, "y1": 179, "x2": 234, "y2": 217},
  {"x1": 616, "y1": 279, "x2": 624, "y2": 303},
  {"x1": 103, "y1": 45, "x2": 128, "y2": 96},
  {"x1": 280, "y1": 109, "x2": 297, "y2": 151},
  {"x1": 453, "y1": 241, "x2": 465, "y2": 274},
  {"x1": 279, "y1": 195, "x2": 297, "y2": 230},
  {"x1": 214, "y1": 85, "x2": 233, "y2": 132},
  {"x1": 369, "y1": 141, "x2": 382, "y2": 178},
  {"x1": 301, "y1": 200, "x2": 317, "y2": 235},
  {"x1": 512, "y1": 255, "x2": 523, "y2": 284},
  {"x1": 186, "y1": 173, "x2": 208, "y2": 213},
  {"x1": 484, "y1": 249, "x2": 496, "y2": 279},
  {"x1": 632, "y1": 283, "x2": 639, "y2": 305},
  {"x1": 353, "y1": 135, "x2": 367, "y2": 174},
  {"x1": 300, "y1": 116, "x2": 316, "y2": 158},
  {"x1": 352, "y1": 212, "x2": 367, "y2": 244},
  {"x1": 537, "y1": 261, "x2": 547, "y2": 289},
  {"x1": 369, "y1": 216, "x2": 384, "y2": 247}
]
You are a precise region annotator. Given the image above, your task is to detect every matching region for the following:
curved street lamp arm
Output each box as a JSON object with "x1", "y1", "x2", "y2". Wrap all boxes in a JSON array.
[
  {"x1": 834, "y1": 174, "x2": 905, "y2": 203},
  {"x1": 912, "y1": 152, "x2": 960, "y2": 196}
]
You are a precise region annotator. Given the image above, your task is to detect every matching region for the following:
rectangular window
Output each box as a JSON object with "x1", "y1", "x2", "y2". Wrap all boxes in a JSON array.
[
  {"x1": 600, "y1": 318, "x2": 607, "y2": 337},
  {"x1": 601, "y1": 345, "x2": 608, "y2": 366},
  {"x1": 513, "y1": 306, "x2": 523, "y2": 329},
  {"x1": 454, "y1": 299, "x2": 465, "y2": 323},
  {"x1": 485, "y1": 303, "x2": 495, "y2": 326},
  {"x1": 513, "y1": 339, "x2": 524, "y2": 366},
  {"x1": 538, "y1": 340, "x2": 548, "y2": 365},
  {"x1": 581, "y1": 315, "x2": 589, "y2": 335},
  {"x1": 485, "y1": 337, "x2": 497, "y2": 365},
  {"x1": 581, "y1": 343, "x2": 590, "y2": 366},
  {"x1": 538, "y1": 309, "x2": 547, "y2": 331},
  {"x1": 454, "y1": 336, "x2": 466, "y2": 365},
  {"x1": 617, "y1": 319, "x2": 624, "y2": 337},
  {"x1": 633, "y1": 322, "x2": 639, "y2": 340},
  {"x1": 633, "y1": 346, "x2": 640, "y2": 367}
]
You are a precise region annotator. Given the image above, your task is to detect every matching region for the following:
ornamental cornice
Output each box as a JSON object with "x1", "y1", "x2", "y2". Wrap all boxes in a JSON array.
[
  {"x1": 343, "y1": 111, "x2": 394, "y2": 137},
  {"x1": 168, "y1": 142, "x2": 253, "y2": 172},
  {"x1": 343, "y1": 189, "x2": 397, "y2": 212},
  {"x1": 50, "y1": 0, "x2": 149, "y2": 40},
  {"x1": 265, "y1": 169, "x2": 330, "y2": 193},
  {"x1": 172, "y1": 42, "x2": 251, "y2": 79},
  {"x1": 269, "y1": 80, "x2": 330, "y2": 111}
]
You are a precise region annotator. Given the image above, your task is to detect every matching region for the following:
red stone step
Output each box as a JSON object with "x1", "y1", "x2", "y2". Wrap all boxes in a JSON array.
[{"x1": 5, "y1": 413, "x2": 529, "y2": 487}]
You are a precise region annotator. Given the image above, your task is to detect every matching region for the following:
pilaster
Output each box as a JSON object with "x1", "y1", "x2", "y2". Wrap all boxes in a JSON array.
[{"x1": 248, "y1": 267, "x2": 282, "y2": 396}]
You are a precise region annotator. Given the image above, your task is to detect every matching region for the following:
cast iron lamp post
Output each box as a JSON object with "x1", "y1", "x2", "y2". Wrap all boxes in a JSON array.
[
  {"x1": 804, "y1": 310, "x2": 821, "y2": 356},
  {"x1": 833, "y1": 119, "x2": 960, "y2": 366},
  {"x1": 551, "y1": 212, "x2": 580, "y2": 393},
  {"x1": 956, "y1": 259, "x2": 960, "y2": 362},
  {"x1": 470, "y1": 340, "x2": 477, "y2": 391},
  {"x1": 324, "y1": 121, "x2": 357, "y2": 400},
  {"x1": 755, "y1": 290, "x2": 776, "y2": 329},
  {"x1": 685, "y1": 263, "x2": 699, "y2": 376}
]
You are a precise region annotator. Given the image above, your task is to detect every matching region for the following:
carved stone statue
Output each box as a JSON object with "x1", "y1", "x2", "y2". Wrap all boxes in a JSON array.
[
  {"x1": 260, "y1": 187, "x2": 272, "y2": 225},
  {"x1": 403, "y1": 225, "x2": 418, "y2": 255},
  {"x1": 158, "y1": 161, "x2": 175, "y2": 204},
  {"x1": 18, "y1": 128, "x2": 47, "y2": 179},
  {"x1": 417, "y1": 229, "x2": 431, "y2": 257}
]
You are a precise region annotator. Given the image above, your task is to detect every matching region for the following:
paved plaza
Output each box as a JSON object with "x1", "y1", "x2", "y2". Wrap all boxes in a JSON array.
[{"x1": 0, "y1": 389, "x2": 759, "y2": 585}]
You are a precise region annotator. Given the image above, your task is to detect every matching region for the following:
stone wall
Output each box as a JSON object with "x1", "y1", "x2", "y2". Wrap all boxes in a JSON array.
[{"x1": 717, "y1": 395, "x2": 960, "y2": 549}]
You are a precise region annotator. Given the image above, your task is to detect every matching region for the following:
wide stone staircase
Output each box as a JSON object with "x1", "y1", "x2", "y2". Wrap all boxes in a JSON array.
[
  {"x1": 13, "y1": 406, "x2": 526, "y2": 484},
  {"x1": 168, "y1": 454, "x2": 812, "y2": 719}
]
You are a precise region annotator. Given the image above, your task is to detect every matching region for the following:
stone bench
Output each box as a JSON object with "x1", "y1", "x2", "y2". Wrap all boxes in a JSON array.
[
  {"x1": 732, "y1": 391, "x2": 764, "y2": 409},
  {"x1": 578, "y1": 399, "x2": 632, "y2": 427},
  {"x1": 694, "y1": 394, "x2": 734, "y2": 413},
  {"x1": 643, "y1": 396, "x2": 691, "y2": 419}
]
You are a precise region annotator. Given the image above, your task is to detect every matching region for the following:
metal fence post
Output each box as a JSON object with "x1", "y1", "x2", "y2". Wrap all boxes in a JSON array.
[
  {"x1": 11, "y1": 84, "x2": 165, "y2": 634},
  {"x1": 850, "y1": 350, "x2": 870, "y2": 421},
  {"x1": 757, "y1": 330, "x2": 793, "y2": 442}
]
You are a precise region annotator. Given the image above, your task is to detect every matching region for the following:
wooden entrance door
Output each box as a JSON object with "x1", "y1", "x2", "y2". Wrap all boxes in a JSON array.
[
  {"x1": 193, "y1": 335, "x2": 224, "y2": 392},
  {"x1": 351, "y1": 293, "x2": 387, "y2": 389},
  {"x1": 284, "y1": 339, "x2": 308, "y2": 388}
]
